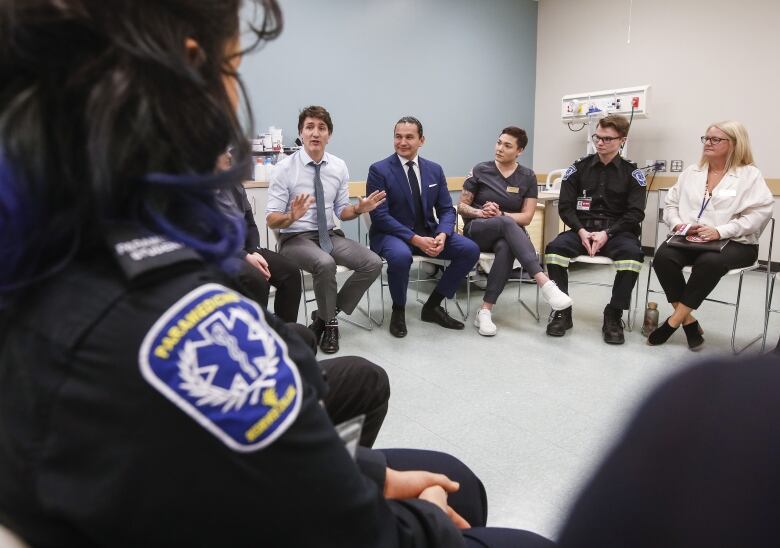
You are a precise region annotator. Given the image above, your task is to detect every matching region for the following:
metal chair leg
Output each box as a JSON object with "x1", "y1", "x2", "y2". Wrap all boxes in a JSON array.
[
  {"x1": 368, "y1": 267, "x2": 386, "y2": 327},
  {"x1": 300, "y1": 270, "x2": 309, "y2": 323},
  {"x1": 627, "y1": 275, "x2": 641, "y2": 331},
  {"x1": 644, "y1": 258, "x2": 654, "y2": 312},
  {"x1": 762, "y1": 274, "x2": 776, "y2": 351},
  {"x1": 339, "y1": 306, "x2": 374, "y2": 331},
  {"x1": 517, "y1": 280, "x2": 541, "y2": 322},
  {"x1": 338, "y1": 280, "x2": 374, "y2": 331},
  {"x1": 465, "y1": 276, "x2": 471, "y2": 319},
  {"x1": 731, "y1": 272, "x2": 762, "y2": 354}
]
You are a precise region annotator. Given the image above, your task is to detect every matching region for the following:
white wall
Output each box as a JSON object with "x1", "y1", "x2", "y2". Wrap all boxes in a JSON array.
[{"x1": 533, "y1": 0, "x2": 780, "y2": 177}]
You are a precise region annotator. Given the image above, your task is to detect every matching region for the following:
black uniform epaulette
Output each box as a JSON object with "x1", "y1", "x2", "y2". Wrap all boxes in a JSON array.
[
  {"x1": 573, "y1": 154, "x2": 595, "y2": 165},
  {"x1": 104, "y1": 222, "x2": 202, "y2": 280}
]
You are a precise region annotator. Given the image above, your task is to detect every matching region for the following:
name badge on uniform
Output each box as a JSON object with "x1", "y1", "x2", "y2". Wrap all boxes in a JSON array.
[
  {"x1": 507, "y1": 186, "x2": 520, "y2": 194},
  {"x1": 576, "y1": 191, "x2": 591, "y2": 211}
]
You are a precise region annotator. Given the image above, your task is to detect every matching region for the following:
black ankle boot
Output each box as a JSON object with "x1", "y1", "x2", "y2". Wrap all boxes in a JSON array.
[
  {"x1": 648, "y1": 318, "x2": 679, "y2": 345},
  {"x1": 602, "y1": 306, "x2": 625, "y2": 345},
  {"x1": 546, "y1": 306, "x2": 573, "y2": 337}
]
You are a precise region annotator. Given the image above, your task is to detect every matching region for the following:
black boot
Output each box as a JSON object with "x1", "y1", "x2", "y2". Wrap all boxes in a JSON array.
[
  {"x1": 602, "y1": 306, "x2": 625, "y2": 345},
  {"x1": 546, "y1": 306, "x2": 573, "y2": 337}
]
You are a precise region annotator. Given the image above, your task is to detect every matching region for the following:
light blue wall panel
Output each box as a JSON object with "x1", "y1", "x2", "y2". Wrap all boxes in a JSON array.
[{"x1": 241, "y1": 0, "x2": 538, "y2": 179}]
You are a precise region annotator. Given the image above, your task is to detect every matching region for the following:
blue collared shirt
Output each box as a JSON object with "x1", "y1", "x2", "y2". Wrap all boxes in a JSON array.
[{"x1": 265, "y1": 149, "x2": 351, "y2": 233}]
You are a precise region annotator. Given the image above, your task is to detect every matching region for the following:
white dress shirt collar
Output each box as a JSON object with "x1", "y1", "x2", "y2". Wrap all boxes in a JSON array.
[
  {"x1": 397, "y1": 154, "x2": 419, "y2": 169},
  {"x1": 299, "y1": 148, "x2": 329, "y2": 167}
]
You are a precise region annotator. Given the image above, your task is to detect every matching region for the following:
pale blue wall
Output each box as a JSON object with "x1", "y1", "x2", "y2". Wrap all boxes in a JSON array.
[{"x1": 241, "y1": 0, "x2": 538, "y2": 179}]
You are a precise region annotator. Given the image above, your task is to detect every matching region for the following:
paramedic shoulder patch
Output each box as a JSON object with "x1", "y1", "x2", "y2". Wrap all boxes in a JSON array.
[
  {"x1": 139, "y1": 284, "x2": 302, "y2": 452},
  {"x1": 562, "y1": 164, "x2": 577, "y2": 181},
  {"x1": 632, "y1": 169, "x2": 647, "y2": 186}
]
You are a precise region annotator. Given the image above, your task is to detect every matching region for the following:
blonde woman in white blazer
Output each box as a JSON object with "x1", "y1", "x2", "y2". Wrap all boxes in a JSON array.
[{"x1": 648, "y1": 121, "x2": 773, "y2": 349}]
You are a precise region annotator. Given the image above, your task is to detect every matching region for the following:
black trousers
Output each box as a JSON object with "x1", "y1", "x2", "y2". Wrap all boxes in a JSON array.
[
  {"x1": 237, "y1": 248, "x2": 302, "y2": 323},
  {"x1": 652, "y1": 240, "x2": 758, "y2": 309},
  {"x1": 382, "y1": 449, "x2": 554, "y2": 548},
  {"x1": 288, "y1": 323, "x2": 389, "y2": 448},
  {"x1": 466, "y1": 216, "x2": 544, "y2": 304},
  {"x1": 545, "y1": 230, "x2": 644, "y2": 310}
]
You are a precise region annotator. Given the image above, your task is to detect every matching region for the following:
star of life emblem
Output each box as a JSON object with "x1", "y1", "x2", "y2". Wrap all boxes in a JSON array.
[
  {"x1": 632, "y1": 169, "x2": 647, "y2": 186},
  {"x1": 139, "y1": 284, "x2": 302, "y2": 452}
]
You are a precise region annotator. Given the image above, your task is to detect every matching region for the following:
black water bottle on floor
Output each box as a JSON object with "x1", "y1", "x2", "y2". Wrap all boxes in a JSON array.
[{"x1": 641, "y1": 302, "x2": 659, "y2": 337}]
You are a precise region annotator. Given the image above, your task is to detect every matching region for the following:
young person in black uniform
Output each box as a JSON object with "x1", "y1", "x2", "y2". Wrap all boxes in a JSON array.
[
  {"x1": 544, "y1": 114, "x2": 646, "y2": 344},
  {"x1": 215, "y1": 151, "x2": 303, "y2": 323},
  {"x1": 458, "y1": 127, "x2": 572, "y2": 336},
  {"x1": 0, "y1": 2, "x2": 553, "y2": 547}
]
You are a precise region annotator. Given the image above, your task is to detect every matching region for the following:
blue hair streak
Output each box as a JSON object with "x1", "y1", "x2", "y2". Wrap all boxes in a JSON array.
[
  {"x1": 141, "y1": 159, "x2": 249, "y2": 273},
  {"x1": 0, "y1": 152, "x2": 80, "y2": 306}
]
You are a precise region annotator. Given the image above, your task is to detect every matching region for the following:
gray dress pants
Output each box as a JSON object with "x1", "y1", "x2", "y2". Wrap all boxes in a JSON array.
[
  {"x1": 466, "y1": 215, "x2": 543, "y2": 304},
  {"x1": 279, "y1": 230, "x2": 382, "y2": 321}
]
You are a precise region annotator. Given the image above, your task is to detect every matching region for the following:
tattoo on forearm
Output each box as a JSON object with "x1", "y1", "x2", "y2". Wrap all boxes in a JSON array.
[{"x1": 457, "y1": 190, "x2": 482, "y2": 218}]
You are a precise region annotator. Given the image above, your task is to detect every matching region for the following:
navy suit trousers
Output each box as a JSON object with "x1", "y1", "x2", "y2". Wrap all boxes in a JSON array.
[
  {"x1": 382, "y1": 449, "x2": 554, "y2": 548},
  {"x1": 374, "y1": 233, "x2": 479, "y2": 306}
]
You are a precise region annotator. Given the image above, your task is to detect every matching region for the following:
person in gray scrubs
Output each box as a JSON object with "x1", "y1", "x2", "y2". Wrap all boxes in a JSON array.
[{"x1": 458, "y1": 127, "x2": 572, "y2": 336}]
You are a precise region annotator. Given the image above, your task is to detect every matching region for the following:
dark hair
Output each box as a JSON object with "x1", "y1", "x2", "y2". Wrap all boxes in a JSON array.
[
  {"x1": 597, "y1": 114, "x2": 630, "y2": 137},
  {"x1": 298, "y1": 106, "x2": 333, "y2": 134},
  {"x1": 0, "y1": 0, "x2": 282, "y2": 307},
  {"x1": 500, "y1": 126, "x2": 528, "y2": 149},
  {"x1": 395, "y1": 116, "x2": 424, "y2": 138}
]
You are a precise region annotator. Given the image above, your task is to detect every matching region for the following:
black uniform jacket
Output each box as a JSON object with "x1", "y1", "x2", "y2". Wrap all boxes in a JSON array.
[
  {"x1": 0, "y1": 226, "x2": 463, "y2": 548},
  {"x1": 217, "y1": 182, "x2": 262, "y2": 254},
  {"x1": 558, "y1": 153, "x2": 646, "y2": 236}
]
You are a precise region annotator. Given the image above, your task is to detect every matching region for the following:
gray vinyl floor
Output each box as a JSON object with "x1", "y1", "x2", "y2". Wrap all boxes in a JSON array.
[{"x1": 278, "y1": 262, "x2": 778, "y2": 540}]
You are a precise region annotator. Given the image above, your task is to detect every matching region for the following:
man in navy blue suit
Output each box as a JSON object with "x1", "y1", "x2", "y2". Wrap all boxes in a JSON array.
[{"x1": 367, "y1": 117, "x2": 480, "y2": 337}]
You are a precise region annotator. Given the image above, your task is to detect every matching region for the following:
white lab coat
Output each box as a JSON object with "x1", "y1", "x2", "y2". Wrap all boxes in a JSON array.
[{"x1": 664, "y1": 164, "x2": 773, "y2": 245}]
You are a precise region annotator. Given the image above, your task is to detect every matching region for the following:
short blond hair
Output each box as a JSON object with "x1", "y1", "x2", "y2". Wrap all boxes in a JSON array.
[{"x1": 699, "y1": 120, "x2": 754, "y2": 173}]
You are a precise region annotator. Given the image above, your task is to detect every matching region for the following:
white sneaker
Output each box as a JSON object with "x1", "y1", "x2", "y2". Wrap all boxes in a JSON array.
[
  {"x1": 474, "y1": 308, "x2": 497, "y2": 336},
  {"x1": 541, "y1": 281, "x2": 573, "y2": 311}
]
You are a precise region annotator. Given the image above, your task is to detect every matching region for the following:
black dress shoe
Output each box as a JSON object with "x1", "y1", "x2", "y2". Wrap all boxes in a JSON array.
[
  {"x1": 602, "y1": 307, "x2": 625, "y2": 345},
  {"x1": 308, "y1": 311, "x2": 325, "y2": 343},
  {"x1": 420, "y1": 306, "x2": 464, "y2": 330},
  {"x1": 546, "y1": 306, "x2": 572, "y2": 337},
  {"x1": 389, "y1": 308, "x2": 407, "y2": 338},
  {"x1": 320, "y1": 320, "x2": 339, "y2": 354}
]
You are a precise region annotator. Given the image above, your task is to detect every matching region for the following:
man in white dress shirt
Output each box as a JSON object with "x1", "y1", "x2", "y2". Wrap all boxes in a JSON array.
[{"x1": 266, "y1": 106, "x2": 385, "y2": 353}]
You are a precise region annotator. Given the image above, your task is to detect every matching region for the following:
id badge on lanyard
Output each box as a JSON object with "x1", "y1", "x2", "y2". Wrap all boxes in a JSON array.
[{"x1": 576, "y1": 190, "x2": 591, "y2": 211}]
